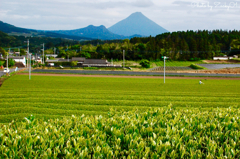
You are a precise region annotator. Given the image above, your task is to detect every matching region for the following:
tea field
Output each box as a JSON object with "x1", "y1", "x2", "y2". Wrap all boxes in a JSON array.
[
  {"x1": 1, "y1": 75, "x2": 240, "y2": 158},
  {"x1": 0, "y1": 74, "x2": 239, "y2": 123}
]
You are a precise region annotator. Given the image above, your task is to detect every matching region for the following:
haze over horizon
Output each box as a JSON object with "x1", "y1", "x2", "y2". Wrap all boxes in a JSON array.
[{"x1": 0, "y1": 0, "x2": 240, "y2": 32}]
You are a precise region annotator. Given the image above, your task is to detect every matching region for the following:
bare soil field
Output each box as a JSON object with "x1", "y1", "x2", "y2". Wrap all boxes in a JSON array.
[
  {"x1": 179, "y1": 68, "x2": 240, "y2": 74},
  {"x1": 203, "y1": 60, "x2": 240, "y2": 64}
]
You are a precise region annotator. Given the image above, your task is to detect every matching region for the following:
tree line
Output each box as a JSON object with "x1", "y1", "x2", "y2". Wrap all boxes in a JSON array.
[{"x1": 0, "y1": 29, "x2": 240, "y2": 61}]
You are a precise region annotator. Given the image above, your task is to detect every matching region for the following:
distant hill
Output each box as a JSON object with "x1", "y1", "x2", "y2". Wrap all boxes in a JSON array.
[
  {"x1": 51, "y1": 25, "x2": 136, "y2": 40},
  {"x1": 108, "y1": 12, "x2": 169, "y2": 37},
  {"x1": 0, "y1": 21, "x2": 141, "y2": 40},
  {"x1": 0, "y1": 21, "x2": 91, "y2": 40}
]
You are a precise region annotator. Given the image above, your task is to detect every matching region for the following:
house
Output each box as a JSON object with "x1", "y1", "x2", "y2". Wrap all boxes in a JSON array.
[
  {"x1": 8, "y1": 56, "x2": 26, "y2": 67},
  {"x1": 213, "y1": 55, "x2": 238, "y2": 60},
  {"x1": 46, "y1": 54, "x2": 58, "y2": 59},
  {"x1": 45, "y1": 57, "x2": 112, "y2": 67},
  {"x1": 14, "y1": 52, "x2": 20, "y2": 56},
  {"x1": 46, "y1": 54, "x2": 58, "y2": 58},
  {"x1": 213, "y1": 56, "x2": 229, "y2": 60},
  {"x1": 82, "y1": 59, "x2": 110, "y2": 67}
]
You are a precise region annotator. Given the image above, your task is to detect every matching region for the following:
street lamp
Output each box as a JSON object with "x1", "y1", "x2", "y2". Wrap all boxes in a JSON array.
[{"x1": 163, "y1": 56, "x2": 167, "y2": 84}]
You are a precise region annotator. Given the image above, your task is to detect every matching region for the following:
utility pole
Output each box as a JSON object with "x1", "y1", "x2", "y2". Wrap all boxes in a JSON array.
[
  {"x1": 24, "y1": 39, "x2": 29, "y2": 68},
  {"x1": 26, "y1": 39, "x2": 31, "y2": 80},
  {"x1": 123, "y1": 50, "x2": 125, "y2": 68},
  {"x1": 26, "y1": 39, "x2": 29, "y2": 68},
  {"x1": 29, "y1": 53, "x2": 31, "y2": 80},
  {"x1": 163, "y1": 56, "x2": 166, "y2": 84},
  {"x1": 42, "y1": 43, "x2": 45, "y2": 64},
  {"x1": 27, "y1": 39, "x2": 29, "y2": 68},
  {"x1": 7, "y1": 48, "x2": 9, "y2": 72}
]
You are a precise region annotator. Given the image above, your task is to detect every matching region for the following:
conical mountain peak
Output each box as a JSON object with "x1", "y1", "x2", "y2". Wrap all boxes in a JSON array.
[{"x1": 108, "y1": 12, "x2": 168, "y2": 37}]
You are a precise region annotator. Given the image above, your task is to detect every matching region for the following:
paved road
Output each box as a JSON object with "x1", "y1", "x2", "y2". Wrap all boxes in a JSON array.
[
  {"x1": 199, "y1": 64, "x2": 240, "y2": 69},
  {"x1": 32, "y1": 69, "x2": 240, "y2": 77},
  {"x1": 0, "y1": 68, "x2": 16, "y2": 77},
  {"x1": 0, "y1": 68, "x2": 26, "y2": 77}
]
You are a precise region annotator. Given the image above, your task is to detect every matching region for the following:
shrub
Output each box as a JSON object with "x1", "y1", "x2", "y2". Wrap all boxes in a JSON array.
[
  {"x1": 9, "y1": 59, "x2": 15, "y2": 67},
  {"x1": 1, "y1": 107, "x2": 240, "y2": 158},
  {"x1": 70, "y1": 61, "x2": 78, "y2": 67},
  {"x1": 190, "y1": 63, "x2": 204, "y2": 69},
  {"x1": 0, "y1": 61, "x2": 4, "y2": 67},
  {"x1": 139, "y1": 59, "x2": 151, "y2": 68}
]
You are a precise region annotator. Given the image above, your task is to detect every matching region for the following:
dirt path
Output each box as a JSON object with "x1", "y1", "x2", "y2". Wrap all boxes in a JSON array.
[{"x1": 19, "y1": 73, "x2": 240, "y2": 80}]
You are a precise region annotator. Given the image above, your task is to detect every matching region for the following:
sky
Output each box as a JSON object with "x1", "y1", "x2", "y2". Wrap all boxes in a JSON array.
[{"x1": 0, "y1": 0, "x2": 240, "y2": 32}]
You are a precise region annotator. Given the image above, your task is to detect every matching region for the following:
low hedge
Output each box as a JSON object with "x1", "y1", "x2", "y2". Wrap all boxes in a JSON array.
[{"x1": 190, "y1": 63, "x2": 205, "y2": 69}]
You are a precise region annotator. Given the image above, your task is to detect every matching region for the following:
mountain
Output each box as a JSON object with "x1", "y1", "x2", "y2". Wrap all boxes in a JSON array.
[
  {"x1": 51, "y1": 25, "x2": 130, "y2": 40},
  {"x1": 108, "y1": 12, "x2": 169, "y2": 37},
  {"x1": 0, "y1": 21, "x2": 35, "y2": 34},
  {"x1": 0, "y1": 21, "x2": 91, "y2": 40}
]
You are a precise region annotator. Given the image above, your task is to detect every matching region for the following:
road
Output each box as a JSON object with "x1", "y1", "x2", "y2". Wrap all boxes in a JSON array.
[
  {"x1": 0, "y1": 68, "x2": 26, "y2": 77},
  {"x1": 32, "y1": 69, "x2": 240, "y2": 77},
  {"x1": 199, "y1": 64, "x2": 240, "y2": 69},
  {"x1": 0, "y1": 68, "x2": 16, "y2": 77}
]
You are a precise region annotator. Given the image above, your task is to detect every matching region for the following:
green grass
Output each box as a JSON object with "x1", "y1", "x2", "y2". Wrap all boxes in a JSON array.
[
  {"x1": 154, "y1": 61, "x2": 205, "y2": 67},
  {"x1": 0, "y1": 75, "x2": 240, "y2": 123}
]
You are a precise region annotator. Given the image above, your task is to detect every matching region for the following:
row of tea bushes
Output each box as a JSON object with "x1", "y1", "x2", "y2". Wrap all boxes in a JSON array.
[{"x1": 1, "y1": 105, "x2": 240, "y2": 158}]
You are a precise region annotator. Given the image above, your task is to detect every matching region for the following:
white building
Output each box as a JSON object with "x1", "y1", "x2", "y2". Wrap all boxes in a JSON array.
[
  {"x1": 213, "y1": 56, "x2": 229, "y2": 60},
  {"x1": 8, "y1": 56, "x2": 26, "y2": 67}
]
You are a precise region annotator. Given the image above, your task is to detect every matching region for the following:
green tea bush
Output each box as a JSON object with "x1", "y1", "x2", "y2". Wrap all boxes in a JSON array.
[
  {"x1": 1, "y1": 106, "x2": 240, "y2": 158},
  {"x1": 190, "y1": 63, "x2": 205, "y2": 69}
]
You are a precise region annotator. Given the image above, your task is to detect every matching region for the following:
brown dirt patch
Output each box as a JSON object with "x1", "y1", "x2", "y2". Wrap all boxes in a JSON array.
[
  {"x1": 18, "y1": 73, "x2": 240, "y2": 80},
  {"x1": 203, "y1": 60, "x2": 240, "y2": 64},
  {"x1": 177, "y1": 68, "x2": 240, "y2": 74}
]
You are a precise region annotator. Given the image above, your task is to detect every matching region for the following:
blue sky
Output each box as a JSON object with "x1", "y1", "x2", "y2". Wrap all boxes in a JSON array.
[{"x1": 0, "y1": 0, "x2": 239, "y2": 32}]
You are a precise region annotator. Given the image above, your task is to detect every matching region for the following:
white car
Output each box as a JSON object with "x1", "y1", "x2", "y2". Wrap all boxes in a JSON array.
[{"x1": 3, "y1": 68, "x2": 10, "y2": 73}]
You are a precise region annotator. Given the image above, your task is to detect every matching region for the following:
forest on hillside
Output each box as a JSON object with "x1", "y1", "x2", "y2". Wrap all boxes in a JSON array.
[{"x1": 0, "y1": 30, "x2": 240, "y2": 61}]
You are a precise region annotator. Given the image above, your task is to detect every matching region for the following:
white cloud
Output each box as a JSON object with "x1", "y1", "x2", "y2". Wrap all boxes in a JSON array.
[{"x1": 0, "y1": 0, "x2": 239, "y2": 32}]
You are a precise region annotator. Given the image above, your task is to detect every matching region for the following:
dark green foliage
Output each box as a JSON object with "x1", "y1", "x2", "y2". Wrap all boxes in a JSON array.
[
  {"x1": 9, "y1": 58, "x2": 15, "y2": 67},
  {"x1": 55, "y1": 62, "x2": 71, "y2": 66},
  {"x1": 70, "y1": 61, "x2": 78, "y2": 67},
  {"x1": 0, "y1": 29, "x2": 240, "y2": 61},
  {"x1": 140, "y1": 59, "x2": 150, "y2": 68},
  {"x1": 0, "y1": 61, "x2": 4, "y2": 66}
]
